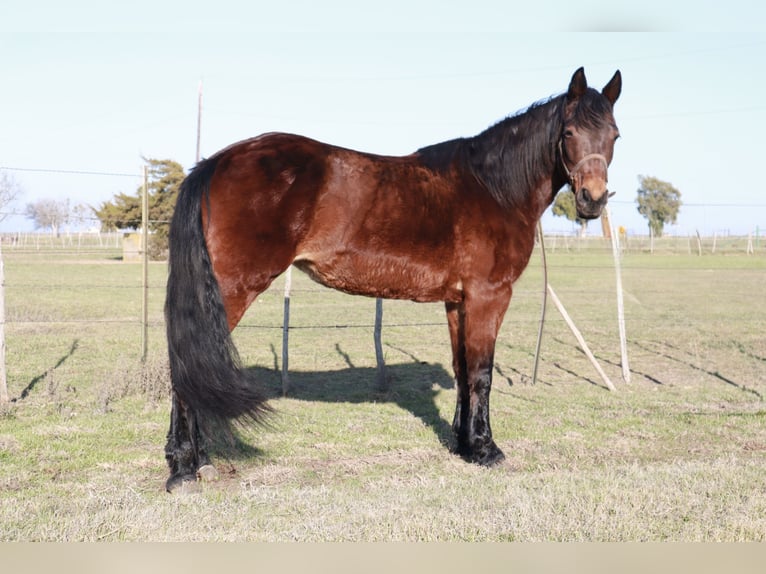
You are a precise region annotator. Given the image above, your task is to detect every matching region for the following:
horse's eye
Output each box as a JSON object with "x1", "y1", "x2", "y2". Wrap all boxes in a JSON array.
[{"x1": 564, "y1": 130, "x2": 574, "y2": 138}]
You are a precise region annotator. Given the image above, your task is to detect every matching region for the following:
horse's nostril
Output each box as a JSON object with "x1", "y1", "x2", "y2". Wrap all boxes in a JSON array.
[{"x1": 581, "y1": 188, "x2": 592, "y2": 202}]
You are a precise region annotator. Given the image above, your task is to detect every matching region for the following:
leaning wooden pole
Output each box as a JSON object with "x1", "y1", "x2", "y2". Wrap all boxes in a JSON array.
[{"x1": 547, "y1": 284, "x2": 617, "y2": 392}]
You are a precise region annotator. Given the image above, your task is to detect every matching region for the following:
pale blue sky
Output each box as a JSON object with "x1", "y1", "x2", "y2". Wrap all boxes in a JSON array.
[{"x1": 2, "y1": 1, "x2": 765, "y2": 235}]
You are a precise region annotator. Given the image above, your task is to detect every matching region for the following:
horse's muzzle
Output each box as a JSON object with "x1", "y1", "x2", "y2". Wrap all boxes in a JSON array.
[{"x1": 574, "y1": 187, "x2": 611, "y2": 220}]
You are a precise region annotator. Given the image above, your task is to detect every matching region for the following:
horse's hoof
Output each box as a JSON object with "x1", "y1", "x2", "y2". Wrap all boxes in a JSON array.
[
  {"x1": 462, "y1": 441, "x2": 505, "y2": 467},
  {"x1": 197, "y1": 464, "x2": 220, "y2": 482},
  {"x1": 476, "y1": 446, "x2": 506, "y2": 467}
]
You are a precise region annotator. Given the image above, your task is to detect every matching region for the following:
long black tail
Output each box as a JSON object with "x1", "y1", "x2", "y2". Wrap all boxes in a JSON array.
[{"x1": 165, "y1": 156, "x2": 269, "y2": 425}]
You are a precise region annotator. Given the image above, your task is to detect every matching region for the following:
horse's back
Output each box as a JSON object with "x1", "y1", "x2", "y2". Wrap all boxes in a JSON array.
[
  {"x1": 203, "y1": 132, "x2": 471, "y2": 303},
  {"x1": 203, "y1": 131, "x2": 524, "y2": 306}
]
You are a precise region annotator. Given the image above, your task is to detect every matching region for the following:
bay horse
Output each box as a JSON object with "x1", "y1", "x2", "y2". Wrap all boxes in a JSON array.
[{"x1": 164, "y1": 67, "x2": 621, "y2": 491}]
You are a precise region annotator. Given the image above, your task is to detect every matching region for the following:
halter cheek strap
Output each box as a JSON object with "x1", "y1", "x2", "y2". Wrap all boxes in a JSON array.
[{"x1": 558, "y1": 139, "x2": 609, "y2": 189}]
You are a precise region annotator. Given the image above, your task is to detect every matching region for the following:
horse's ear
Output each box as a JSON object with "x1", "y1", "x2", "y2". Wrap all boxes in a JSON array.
[
  {"x1": 602, "y1": 70, "x2": 622, "y2": 105},
  {"x1": 567, "y1": 67, "x2": 588, "y2": 100}
]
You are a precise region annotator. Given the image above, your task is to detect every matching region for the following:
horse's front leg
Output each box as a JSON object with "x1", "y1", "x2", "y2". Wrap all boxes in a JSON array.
[
  {"x1": 165, "y1": 391, "x2": 215, "y2": 492},
  {"x1": 448, "y1": 289, "x2": 510, "y2": 466},
  {"x1": 446, "y1": 302, "x2": 469, "y2": 457}
]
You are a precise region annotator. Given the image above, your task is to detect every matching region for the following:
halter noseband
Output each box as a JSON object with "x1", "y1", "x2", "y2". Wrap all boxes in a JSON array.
[{"x1": 557, "y1": 138, "x2": 609, "y2": 190}]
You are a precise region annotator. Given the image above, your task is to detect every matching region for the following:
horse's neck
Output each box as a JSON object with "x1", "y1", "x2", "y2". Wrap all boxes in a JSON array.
[{"x1": 468, "y1": 102, "x2": 563, "y2": 213}]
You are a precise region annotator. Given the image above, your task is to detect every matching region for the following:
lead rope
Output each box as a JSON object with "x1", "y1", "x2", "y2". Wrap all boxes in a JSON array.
[
  {"x1": 532, "y1": 221, "x2": 548, "y2": 385},
  {"x1": 531, "y1": 141, "x2": 610, "y2": 384}
]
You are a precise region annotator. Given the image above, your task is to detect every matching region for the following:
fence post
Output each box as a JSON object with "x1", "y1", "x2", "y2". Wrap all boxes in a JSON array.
[
  {"x1": 374, "y1": 298, "x2": 387, "y2": 391},
  {"x1": 0, "y1": 238, "x2": 8, "y2": 404},
  {"x1": 141, "y1": 166, "x2": 149, "y2": 362},
  {"x1": 281, "y1": 266, "x2": 292, "y2": 395}
]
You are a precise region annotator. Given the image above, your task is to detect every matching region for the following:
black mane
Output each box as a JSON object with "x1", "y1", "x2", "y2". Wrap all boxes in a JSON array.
[
  {"x1": 466, "y1": 95, "x2": 564, "y2": 208},
  {"x1": 416, "y1": 137, "x2": 467, "y2": 174},
  {"x1": 416, "y1": 88, "x2": 613, "y2": 209}
]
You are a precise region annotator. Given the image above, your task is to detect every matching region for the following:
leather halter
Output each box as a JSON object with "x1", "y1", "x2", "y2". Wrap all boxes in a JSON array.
[{"x1": 558, "y1": 138, "x2": 609, "y2": 190}]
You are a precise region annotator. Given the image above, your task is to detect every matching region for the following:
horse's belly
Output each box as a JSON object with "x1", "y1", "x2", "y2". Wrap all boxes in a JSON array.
[{"x1": 292, "y1": 252, "x2": 462, "y2": 303}]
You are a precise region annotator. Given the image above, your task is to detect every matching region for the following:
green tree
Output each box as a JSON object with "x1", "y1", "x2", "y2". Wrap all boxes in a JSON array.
[
  {"x1": 636, "y1": 175, "x2": 682, "y2": 237},
  {"x1": 145, "y1": 158, "x2": 185, "y2": 241},
  {"x1": 95, "y1": 158, "x2": 185, "y2": 258},
  {"x1": 95, "y1": 191, "x2": 141, "y2": 231},
  {"x1": 551, "y1": 190, "x2": 588, "y2": 236}
]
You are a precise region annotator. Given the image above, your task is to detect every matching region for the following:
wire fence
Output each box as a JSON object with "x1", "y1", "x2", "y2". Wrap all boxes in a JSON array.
[
  {"x1": 2, "y1": 167, "x2": 764, "y2": 402},
  {"x1": 2, "y1": 230, "x2": 764, "y2": 405},
  {"x1": 1, "y1": 231, "x2": 763, "y2": 338},
  {"x1": 2, "y1": 227, "x2": 765, "y2": 256}
]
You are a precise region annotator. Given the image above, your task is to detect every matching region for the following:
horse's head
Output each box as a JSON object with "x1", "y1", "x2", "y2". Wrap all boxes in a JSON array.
[{"x1": 559, "y1": 68, "x2": 621, "y2": 220}]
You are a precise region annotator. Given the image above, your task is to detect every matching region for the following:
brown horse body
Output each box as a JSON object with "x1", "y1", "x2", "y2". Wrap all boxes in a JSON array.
[
  {"x1": 164, "y1": 68, "x2": 621, "y2": 491},
  {"x1": 205, "y1": 133, "x2": 542, "y2": 322}
]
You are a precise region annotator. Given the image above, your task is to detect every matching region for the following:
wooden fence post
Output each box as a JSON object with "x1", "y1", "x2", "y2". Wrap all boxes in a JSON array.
[
  {"x1": 140, "y1": 166, "x2": 149, "y2": 362},
  {"x1": 374, "y1": 298, "x2": 387, "y2": 391},
  {"x1": 0, "y1": 238, "x2": 8, "y2": 404},
  {"x1": 281, "y1": 266, "x2": 292, "y2": 395}
]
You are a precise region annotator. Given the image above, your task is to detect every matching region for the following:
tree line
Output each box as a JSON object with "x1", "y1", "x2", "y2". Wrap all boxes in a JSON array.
[{"x1": 7, "y1": 159, "x2": 682, "y2": 260}]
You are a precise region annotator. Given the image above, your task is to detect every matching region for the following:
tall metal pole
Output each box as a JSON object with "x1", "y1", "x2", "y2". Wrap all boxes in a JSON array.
[{"x1": 141, "y1": 166, "x2": 149, "y2": 362}]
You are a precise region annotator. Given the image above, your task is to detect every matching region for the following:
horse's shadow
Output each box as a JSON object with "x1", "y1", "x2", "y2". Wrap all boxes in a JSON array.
[
  {"x1": 204, "y1": 354, "x2": 455, "y2": 462},
  {"x1": 252, "y1": 359, "x2": 456, "y2": 445}
]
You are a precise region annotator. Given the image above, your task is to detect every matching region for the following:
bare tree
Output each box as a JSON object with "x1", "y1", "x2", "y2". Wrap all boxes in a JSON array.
[
  {"x1": 71, "y1": 203, "x2": 95, "y2": 230},
  {"x1": 0, "y1": 171, "x2": 23, "y2": 223},
  {"x1": 25, "y1": 198, "x2": 70, "y2": 237}
]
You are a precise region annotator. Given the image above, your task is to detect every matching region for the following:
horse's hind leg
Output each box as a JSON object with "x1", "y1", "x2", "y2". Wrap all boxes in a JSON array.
[
  {"x1": 165, "y1": 392, "x2": 212, "y2": 492},
  {"x1": 164, "y1": 254, "x2": 291, "y2": 491}
]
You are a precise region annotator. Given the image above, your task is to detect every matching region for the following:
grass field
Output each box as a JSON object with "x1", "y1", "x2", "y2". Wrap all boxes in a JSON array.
[{"x1": 0, "y1": 237, "x2": 764, "y2": 541}]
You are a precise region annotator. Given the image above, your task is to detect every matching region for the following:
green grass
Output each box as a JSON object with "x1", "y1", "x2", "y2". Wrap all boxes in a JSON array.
[{"x1": 0, "y1": 240, "x2": 765, "y2": 540}]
